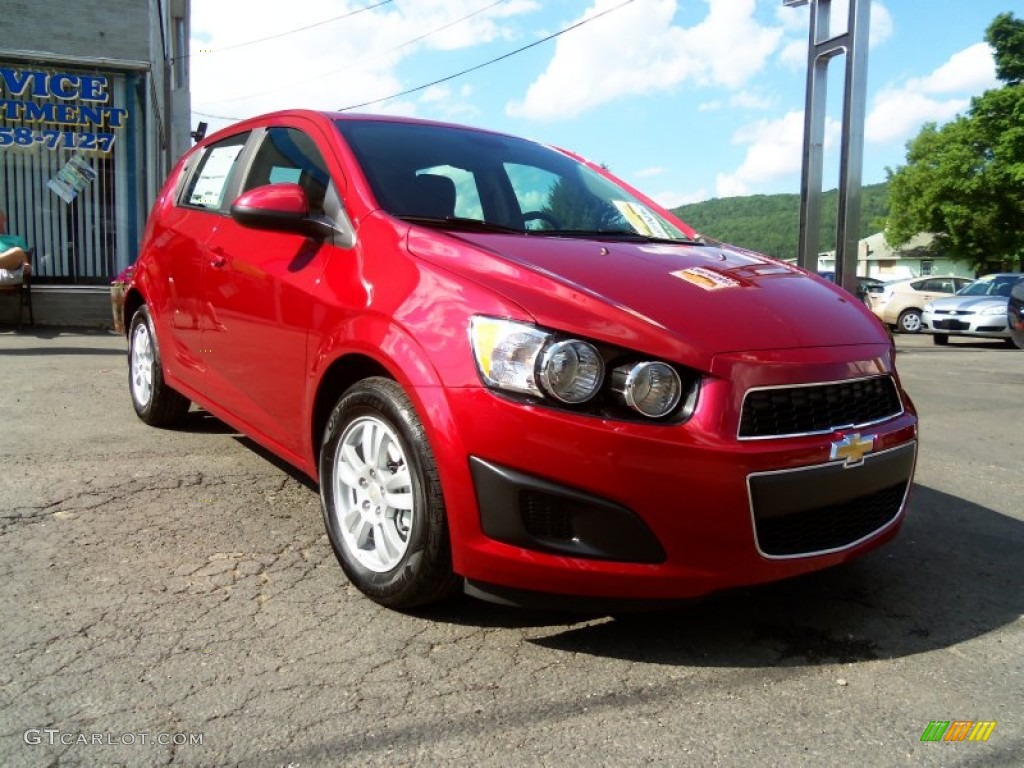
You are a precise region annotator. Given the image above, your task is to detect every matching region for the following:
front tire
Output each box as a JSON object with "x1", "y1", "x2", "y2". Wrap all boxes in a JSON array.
[
  {"x1": 319, "y1": 377, "x2": 458, "y2": 608},
  {"x1": 897, "y1": 309, "x2": 922, "y2": 334},
  {"x1": 128, "y1": 306, "x2": 190, "y2": 426},
  {"x1": 932, "y1": 334, "x2": 949, "y2": 346}
]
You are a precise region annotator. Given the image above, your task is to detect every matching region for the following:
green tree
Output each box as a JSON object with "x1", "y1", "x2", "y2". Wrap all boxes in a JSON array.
[{"x1": 885, "y1": 13, "x2": 1024, "y2": 270}]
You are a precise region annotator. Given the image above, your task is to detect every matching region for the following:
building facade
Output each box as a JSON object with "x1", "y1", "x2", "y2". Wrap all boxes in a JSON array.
[
  {"x1": 1, "y1": 0, "x2": 191, "y2": 321},
  {"x1": 817, "y1": 232, "x2": 978, "y2": 281}
]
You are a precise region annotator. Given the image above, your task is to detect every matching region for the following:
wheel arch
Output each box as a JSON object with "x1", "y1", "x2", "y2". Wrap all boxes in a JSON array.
[
  {"x1": 123, "y1": 287, "x2": 146, "y2": 339},
  {"x1": 310, "y1": 353, "x2": 395, "y2": 474}
]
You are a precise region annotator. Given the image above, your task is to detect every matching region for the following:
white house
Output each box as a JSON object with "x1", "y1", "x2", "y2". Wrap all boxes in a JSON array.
[{"x1": 817, "y1": 232, "x2": 976, "y2": 280}]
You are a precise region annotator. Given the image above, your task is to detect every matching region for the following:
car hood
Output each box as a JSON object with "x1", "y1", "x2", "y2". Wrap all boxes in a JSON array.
[
  {"x1": 926, "y1": 295, "x2": 1009, "y2": 311},
  {"x1": 405, "y1": 228, "x2": 887, "y2": 364}
]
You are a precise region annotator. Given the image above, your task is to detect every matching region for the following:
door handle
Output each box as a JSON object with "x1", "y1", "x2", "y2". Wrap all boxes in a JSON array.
[{"x1": 210, "y1": 254, "x2": 227, "y2": 268}]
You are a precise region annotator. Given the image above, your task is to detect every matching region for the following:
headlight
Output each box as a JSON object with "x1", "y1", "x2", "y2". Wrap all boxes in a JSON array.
[
  {"x1": 981, "y1": 304, "x2": 1008, "y2": 315},
  {"x1": 538, "y1": 340, "x2": 603, "y2": 403},
  {"x1": 470, "y1": 315, "x2": 691, "y2": 420},
  {"x1": 610, "y1": 361, "x2": 682, "y2": 418},
  {"x1": 469, "y1": 317, "x2": 548, "y2": 396},
  {"x1": 923, "y1": 303, "x2": 934, "y2": 312}
]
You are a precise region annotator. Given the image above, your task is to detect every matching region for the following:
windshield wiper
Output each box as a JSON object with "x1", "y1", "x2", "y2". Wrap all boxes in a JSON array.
[
  {"x1": 398, "y1": 215, "x2": 526, "y2": 234},
  {"x1": 539, "y1": 229, "x2": 704, "y2": 245}
]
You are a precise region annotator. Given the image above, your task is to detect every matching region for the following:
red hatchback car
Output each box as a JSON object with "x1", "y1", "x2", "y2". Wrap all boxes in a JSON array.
[{"x1": 124, "y1": 110, "x2": 918, "y2": 609}]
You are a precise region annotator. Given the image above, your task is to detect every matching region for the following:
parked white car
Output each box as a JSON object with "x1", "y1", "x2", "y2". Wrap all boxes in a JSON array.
[
  {"x1": 922, "y1": 273, "x2": 1024, "y2": 346},
  {"x1": 870, "y1": 276, "x2": 972, "y2": 333}
]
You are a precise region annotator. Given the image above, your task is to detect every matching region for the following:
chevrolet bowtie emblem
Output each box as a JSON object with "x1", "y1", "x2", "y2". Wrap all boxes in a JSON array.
[{"x1": 831, "y1": 433, "x2": 875, "y2": 467}]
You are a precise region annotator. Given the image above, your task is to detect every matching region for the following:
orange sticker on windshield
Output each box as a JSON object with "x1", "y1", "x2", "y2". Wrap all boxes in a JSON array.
[{"x1": 672, "y1": 267, "x2": 740, "y2": 291}]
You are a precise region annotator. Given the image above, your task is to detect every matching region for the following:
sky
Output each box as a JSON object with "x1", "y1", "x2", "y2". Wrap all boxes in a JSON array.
[{"x1": 188, "y1": 0, "x2": 1015, "y2": 208}]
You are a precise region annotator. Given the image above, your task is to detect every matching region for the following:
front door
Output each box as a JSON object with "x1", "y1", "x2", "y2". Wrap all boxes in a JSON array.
[{"x1": 202, "y1": 124, "x2": 337, "y2": 461}]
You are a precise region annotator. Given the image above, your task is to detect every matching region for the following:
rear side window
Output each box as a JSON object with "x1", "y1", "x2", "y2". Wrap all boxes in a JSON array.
[
  {"x1": 919, "y1": 278, "x2": 953, "y2": 292},
  {"x1": 183, "y1": 133, "x2": 249, "y2": 210}
]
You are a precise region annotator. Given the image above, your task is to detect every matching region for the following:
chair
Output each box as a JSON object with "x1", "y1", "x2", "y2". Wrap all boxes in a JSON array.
[
  {"x1": 0, "y1": 247, "x2": 34, "y2": 330},
  {"x1": 404, "y1": 174, "x2": 457, "y2": 219}
]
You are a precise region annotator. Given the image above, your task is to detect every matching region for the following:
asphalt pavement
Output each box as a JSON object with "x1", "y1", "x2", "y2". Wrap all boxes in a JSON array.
[{"x1": 0, "y1": 329, "x2": 1021, "y2": 767}]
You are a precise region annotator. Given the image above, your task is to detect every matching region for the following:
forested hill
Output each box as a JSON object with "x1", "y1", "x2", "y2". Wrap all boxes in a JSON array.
[{"x1": 671, "y1": 183, "x2": 889, "y2": 261}]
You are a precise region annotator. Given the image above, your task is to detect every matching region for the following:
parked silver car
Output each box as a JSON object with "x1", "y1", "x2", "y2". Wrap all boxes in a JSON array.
[{"x1": 921, "y1": 273, "x2": 1024, "y2": 346}]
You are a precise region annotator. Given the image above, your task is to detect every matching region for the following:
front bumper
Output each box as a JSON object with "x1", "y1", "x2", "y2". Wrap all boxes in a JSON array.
[
  {"x1": 922, "y1": 311, "x2": 1010, "y2": 338},
  {"x1": 432, "y1": 343, "x2": 918, "y2": 602}
]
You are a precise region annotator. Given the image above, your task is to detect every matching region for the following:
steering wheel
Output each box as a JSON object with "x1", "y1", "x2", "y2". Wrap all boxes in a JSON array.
[{"x1": 522, "y1": 211, "x2": 561, "y2": 230}]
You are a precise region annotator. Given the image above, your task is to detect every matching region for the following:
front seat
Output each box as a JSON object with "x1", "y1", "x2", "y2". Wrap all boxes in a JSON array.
[{"x1": 406, "y1": 174, "x2": 456, "y2": 219}]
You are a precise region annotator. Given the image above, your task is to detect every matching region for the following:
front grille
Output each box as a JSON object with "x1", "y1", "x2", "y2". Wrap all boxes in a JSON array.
[
  {"x1": 754, "y1": 482, "x2": 907, "y2": 557},
  {"x1": 739, "y1": 376, "x2": 902, "y2": 439}
]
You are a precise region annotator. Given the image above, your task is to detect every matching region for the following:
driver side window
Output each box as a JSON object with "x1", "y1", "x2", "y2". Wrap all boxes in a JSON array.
[{"x1": 243, "y1": 127, "x2": 333, "y2": 216}]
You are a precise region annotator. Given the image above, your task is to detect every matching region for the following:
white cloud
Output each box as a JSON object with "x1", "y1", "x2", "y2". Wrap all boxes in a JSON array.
[
  {"x1": 419, "y1": 84, "x2": 481, "y2": 120},
  {"x1": 715, "y1": 110, "x2": 840, "y2": 198},
  {"x1": 870, "y1": 2, "x2": 893, "y2": 47},
  {"x1": 865, "y1": 43, "x2": 995, "y2": 145},
  {"x1": 698, "y1": 101, "x2": 723, "y2": 113},
  {"x1": 634, "y1": 167, "x2": 666, "y2": 178},
  {"x1": 776, "y1": 1, "x2": 892, "y2": 70},
  {"x1": 779, "y1": 39, "x2": 807, "y2": 70},
  {"x1": 730, "y1": 90, "x2": 775, "y2": 111},
  {"x1": 907, "y1": 42, "x2": 997, "y2": 95},
  {"x1": 507, "y1": 0, "x2": 783, "y2": 120},
  {"x1": 658, "y1": 188, "x2": 711, "y2": 208},
  {"x1": 865, "y1": 91, "x2": 968, "y2": 144},
  {"x1": 189, "y1": 1, "x2": 538, "y2": 131}
]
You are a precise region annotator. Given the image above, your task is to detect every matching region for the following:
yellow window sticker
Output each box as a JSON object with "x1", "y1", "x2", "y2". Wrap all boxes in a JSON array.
[{"x1": 612, "y1": 200, "x2": 673, "y2": 239}]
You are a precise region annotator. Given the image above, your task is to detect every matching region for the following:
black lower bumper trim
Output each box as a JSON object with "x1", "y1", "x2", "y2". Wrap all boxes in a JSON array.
[{"x1": 470, "y1": 456, "x2": 666, "y2": 564}]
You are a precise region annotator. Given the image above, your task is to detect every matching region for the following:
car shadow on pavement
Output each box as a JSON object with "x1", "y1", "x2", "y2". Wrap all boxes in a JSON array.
[{"x1": 508, "y1": 484, "x2": 1024, "y2": 665}]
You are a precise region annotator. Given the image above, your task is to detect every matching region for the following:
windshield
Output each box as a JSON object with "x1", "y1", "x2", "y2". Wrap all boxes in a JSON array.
[
  {"x1": 957, "y1": 276, "x2": 1021, "y2": 297},
  {"x1": 335, "y1": 119, "x2": 693, "y2": 242}
]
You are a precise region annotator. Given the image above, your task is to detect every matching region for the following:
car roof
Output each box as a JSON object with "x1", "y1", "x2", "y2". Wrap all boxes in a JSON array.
[{"x1": 201, "y1": 109, "x2": 531, "y2": 147}]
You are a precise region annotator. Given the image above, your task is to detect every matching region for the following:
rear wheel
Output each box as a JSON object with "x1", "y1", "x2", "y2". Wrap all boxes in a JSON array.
[
  {"x1": 319, "y1": 377, "x2": 458, "y2": 608},
  {"x1": 897, "y1": 309, "x2": 922, "y2": 334},
  {"x1": 128, "y1": 306, "x2": 190, "y2": 426},
  {"x1": 932, "y1": 334, "x2": 949, "y2": 346}
]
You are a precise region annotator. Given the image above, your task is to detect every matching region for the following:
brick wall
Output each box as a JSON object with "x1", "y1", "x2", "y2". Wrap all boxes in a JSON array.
[{"x1": 10, "y1": 0, "x2": 153, "y2": 63}]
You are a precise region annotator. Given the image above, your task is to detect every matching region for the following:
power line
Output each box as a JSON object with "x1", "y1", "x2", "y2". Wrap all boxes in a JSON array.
[
  {"x1": 185, "y1": 0, "x2": 395, "y2": 60},
  {"x1": 338, "y1": 0, "x2": 635, "y2": 111},
  {"x1": 195, "y1": 0, "x2": 636, "y2": 122},
  {"x1": 197, "y1": 0, "x2": 507, "y2": 107}
]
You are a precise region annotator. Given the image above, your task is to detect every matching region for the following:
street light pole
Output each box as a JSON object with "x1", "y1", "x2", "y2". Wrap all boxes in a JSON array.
[{"x1": 788, "y1": 0, "x2": 871, "y2": 298}]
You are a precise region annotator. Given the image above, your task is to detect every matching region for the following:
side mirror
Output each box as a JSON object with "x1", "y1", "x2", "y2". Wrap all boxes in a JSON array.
[
  {"x1": 230, "y1": 183, "x2": 335, "y2": 239},
  {"x1": 1009, "y1": 279, "x2": 1024, "y2": 350}
]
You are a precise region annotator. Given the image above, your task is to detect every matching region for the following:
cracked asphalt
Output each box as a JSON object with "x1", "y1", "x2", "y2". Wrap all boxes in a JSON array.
[{"x1": 1, "y1": 329, "x2": 1021, "y2": 767}]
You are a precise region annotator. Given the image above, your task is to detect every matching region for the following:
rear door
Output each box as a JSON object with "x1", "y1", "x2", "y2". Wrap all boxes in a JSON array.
[
  {"x1": 917, "y1": 277, "x2": 958, "y2": 304},
  {"x1": 162, "y1": 131, "x2": 250, "y2": 384}
]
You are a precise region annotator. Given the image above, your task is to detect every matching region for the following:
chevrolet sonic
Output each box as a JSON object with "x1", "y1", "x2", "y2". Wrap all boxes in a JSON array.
[{"x1": 123, "y1": 111, "x2": 918, "y2": 609}]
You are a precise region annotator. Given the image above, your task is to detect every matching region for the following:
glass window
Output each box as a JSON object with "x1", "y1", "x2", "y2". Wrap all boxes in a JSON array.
[
  {"x1": 335, "y1": 119, "x2": 691, "y2": 241},
  {"x1": 243, "y1": 127, "x2": 333, "y2": 215},
  {"x1": 183, "y1": 133, "x2": 248, "y2": 210}
]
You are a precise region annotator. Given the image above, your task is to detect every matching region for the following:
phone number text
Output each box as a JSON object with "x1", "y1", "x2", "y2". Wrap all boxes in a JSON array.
[{"x1": 0, "y1": 127, "x2": 116, "y2": 152}]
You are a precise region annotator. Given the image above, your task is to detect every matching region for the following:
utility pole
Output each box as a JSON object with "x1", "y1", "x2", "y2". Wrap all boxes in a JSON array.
[{"x1": 787, "y1": 0, "x2": 871, "y2": 298}]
